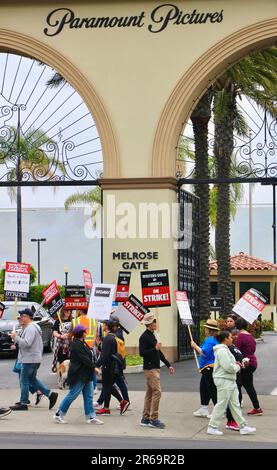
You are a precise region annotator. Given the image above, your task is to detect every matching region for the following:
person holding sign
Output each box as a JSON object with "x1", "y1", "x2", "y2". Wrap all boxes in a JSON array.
[
  {"x1": 235, "y1": 317, "x2": 263, "y2": 416},
  {"x1": 139, "y1": 312, "x2": 174, "y2": 429},
  {"x1": 191, "y1": 319, "x2": 219, "y2": 418}
]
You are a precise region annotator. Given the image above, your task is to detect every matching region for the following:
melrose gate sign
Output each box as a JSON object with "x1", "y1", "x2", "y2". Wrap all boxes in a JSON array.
[{"x1": 44, "y1": 4, "x2": 224, "y2": 36}]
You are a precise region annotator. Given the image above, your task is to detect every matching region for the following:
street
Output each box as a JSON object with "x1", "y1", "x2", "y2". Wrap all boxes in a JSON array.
[{"x1": 1, "y1": 332, "x2": 277, "y2": 395}]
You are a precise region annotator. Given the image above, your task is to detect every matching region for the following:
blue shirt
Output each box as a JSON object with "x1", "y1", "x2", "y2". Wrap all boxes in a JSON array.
[{"x1": 199, "y1": 335, "x2": 218, "y2": 370}]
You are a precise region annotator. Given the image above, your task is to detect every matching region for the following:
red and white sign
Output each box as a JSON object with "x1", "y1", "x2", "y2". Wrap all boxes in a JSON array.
[
  {"x1": 4, "y1": 261, "x2": 31, "y2": 295},
  {"x1": 174, "y1": 290, "x2": 193, "y2": 325},
  {"x1": 233, "y1": 288, "x2": 267, "y2": 324},
  {"x1": 141, "y1": 270, "x2": 171, "y2": 308},
  {"x1": 115, "y1": 271, "x2": 131, "y2": 302},
  {"x1": 115, "y1": 294, "x2": 150, "y2": 333},
  {"x1": 83, "y1": 269, "x2": 93, "y2": 289},
  {"x1": 42, "y1": 281, "x2": 60, "y2": 304}
]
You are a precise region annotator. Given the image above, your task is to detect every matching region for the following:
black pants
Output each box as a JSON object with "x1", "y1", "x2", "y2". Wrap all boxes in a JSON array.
[
  {"x1": 102, "y1": 367, "x2": 122, "y2": 408},
  {"x1": 200, "y1": 367, "x2": 217, "y2": 406},
  {"x1": 226, "y1": 376, "x2": 242, "y2": 422},
  {"x1": 240, "y1": 366, "x2": 260, "y2": 409}
]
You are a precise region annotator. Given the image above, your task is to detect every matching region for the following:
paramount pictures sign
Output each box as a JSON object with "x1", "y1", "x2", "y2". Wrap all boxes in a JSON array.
[{"x1": 44, "y1": 4, "x2": 224, "y2": 36}]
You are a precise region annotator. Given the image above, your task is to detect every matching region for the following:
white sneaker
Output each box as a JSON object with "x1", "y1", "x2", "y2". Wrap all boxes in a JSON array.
[
  {"x1": 207, "y1": 413, "x2": 212, "y2": 419},
  {"x1": 53, "y1": 414, "x2": 67, "y2": 424},
  {"x1": 86, "y1": 417, "x2": 104, "y2": 425},
  {"x1": 207, "y1": 426, "x2": 223, "y2": 436},
  {"x1": 240, "y1": 426, "x2": 256, "y2": 435},
  {"x1": 193, "y1": 407, "x2": 209, "y2": 417},
  {"x1": 93, "y1": 402, "x2": 101, "y2": 409}
]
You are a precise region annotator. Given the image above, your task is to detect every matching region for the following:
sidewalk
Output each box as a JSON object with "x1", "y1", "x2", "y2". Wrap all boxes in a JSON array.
[{"x1": 0, "y1": 388, "x2": 276, "y2": 444}]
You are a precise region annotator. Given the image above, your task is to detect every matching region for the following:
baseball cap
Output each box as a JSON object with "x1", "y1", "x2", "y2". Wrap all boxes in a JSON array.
[
  {"x1": 143, "y1": 312, "x2": 157, "y2": 325},
  {"x1": 18, "y1": 308, "x2": 33, "y2": 318},
  {"x1": 72, "y1": 324, "x2": 88, "y2": 335}
]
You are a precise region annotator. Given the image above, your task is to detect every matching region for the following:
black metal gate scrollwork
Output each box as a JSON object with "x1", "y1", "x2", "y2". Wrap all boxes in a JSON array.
[{"x1": 178, "y1": 189, "x2": 200, "y2": 359}]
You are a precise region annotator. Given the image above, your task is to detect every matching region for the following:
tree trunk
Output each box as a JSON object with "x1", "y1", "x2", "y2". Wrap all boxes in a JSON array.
[
  {"x1": 214, "y1": 91, "x2": 236, "y2": 316},
  {"x1": 191, "y1": 90, "x2": 213, "y2": 320}
]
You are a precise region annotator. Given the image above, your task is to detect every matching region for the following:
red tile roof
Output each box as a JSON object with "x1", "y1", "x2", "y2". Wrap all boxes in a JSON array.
[{"x1": 210, "y1": 252, "x2": 277, "y2": 271}]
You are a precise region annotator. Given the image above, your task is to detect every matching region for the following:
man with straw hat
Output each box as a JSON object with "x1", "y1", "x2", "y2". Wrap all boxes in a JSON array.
[
  {"x1": 139, "y1": 312, "x2": 174, "y2": 429},
  {"x1": 191, "y1": 319, "x2": 220, "y2": 418}
]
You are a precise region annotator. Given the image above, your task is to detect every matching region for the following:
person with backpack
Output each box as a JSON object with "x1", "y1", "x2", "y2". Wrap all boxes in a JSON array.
[
  {"x1": 96, "y1": 319, "x2": 128, "y2": 416},
  {"x1": 112, "y1": 316, "x2": 131, "y2": 413},
  {"x1": 139, "y1": 312, "x2": 175, "y2": 429}
]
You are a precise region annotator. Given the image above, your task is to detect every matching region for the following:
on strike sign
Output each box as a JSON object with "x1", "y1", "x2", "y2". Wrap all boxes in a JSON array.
[
  {"x1": 115, "y1": 271, "x2": 131, "y2": 302},
  {"x1": 4, "y1": 262, "x2": 31, "y2": 299},
  {"x1": 140, "y1": 270, "x2": 171, "y2": 308},
  {"x1": 115, "y1": 294, "x2": 150, "y2": 333},
  {"x1": 175, "y1": 290, "x2": 193, "y2": 325},
  {"x1": 42, "y1": 281, "x2": 63, "y2": 317},
  {"x1": 233, "y1": 288, "x2": 267, "y2": 324}
]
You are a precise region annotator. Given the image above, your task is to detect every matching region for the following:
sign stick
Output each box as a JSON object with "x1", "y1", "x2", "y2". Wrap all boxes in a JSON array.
[
  {"x1": 13, "y1": 296, "x2": 18, "y2": 327},
  {"x1": 155, "y1": 308, "x2": 161, "y2": 344},
  {"x1": 187, "y1": 324, "x2": 200, "y2": 369},
  {"x1": 57, "y1": 309, "x2": 64, "y2": 329}
]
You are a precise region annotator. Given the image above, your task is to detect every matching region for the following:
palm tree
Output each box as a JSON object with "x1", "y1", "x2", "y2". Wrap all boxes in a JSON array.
[
  {"x1": 213, "y1": 47, "x2": 277, "y2": 315},
  {"x1": 0, "y1": 127, "x2": 56, "y2": 262}
]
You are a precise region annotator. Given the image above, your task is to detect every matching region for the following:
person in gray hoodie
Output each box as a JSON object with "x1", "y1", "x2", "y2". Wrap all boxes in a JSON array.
[
  {"x1": 9, "y1": 308, "x2": 58, "y2": 411},
  {"x1": 207, "y1": 330, "x2": 256, "y2": 436}
]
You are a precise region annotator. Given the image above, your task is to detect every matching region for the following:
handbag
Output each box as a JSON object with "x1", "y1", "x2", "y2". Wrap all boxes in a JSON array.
[{"x1": 13, "y1": 359, "x2": 22, "y2": 374}]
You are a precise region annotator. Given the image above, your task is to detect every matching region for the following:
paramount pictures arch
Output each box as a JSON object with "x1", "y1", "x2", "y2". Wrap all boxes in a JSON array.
[{"x1": 0, "y1": 0, "x2": 276, "y2": 361}]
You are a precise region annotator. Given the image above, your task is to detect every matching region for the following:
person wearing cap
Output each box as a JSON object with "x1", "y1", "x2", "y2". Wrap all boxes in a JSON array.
[
  {"x1": 191, "y1": 318, "x2": 219, "y2": 418},
  {"x1": 139, "y1": 312, "x2": 174, "y2": 429},
  {"x1": 9, "y1": 308, "x2": 58, "y2": 411},
  {"x1": 53, "y1": 324, "x2": 103, "y2": 425}
]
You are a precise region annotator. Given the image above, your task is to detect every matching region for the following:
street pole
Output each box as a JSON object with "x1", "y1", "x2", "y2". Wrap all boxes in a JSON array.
[
  {"x1": 273, "y1": 184, "x2": 276, "y2": 264},
  {"x1": 248, "y1": 131, "x2": 253, "y2": 256},
  {"x1": 31, "y1": 238, "x2": 47, "y2": 285}
]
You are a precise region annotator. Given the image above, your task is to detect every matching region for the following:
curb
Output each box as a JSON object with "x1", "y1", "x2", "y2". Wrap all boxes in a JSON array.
[{"x1": 125, "y1": 365, "x2": 143, "y2": 374}]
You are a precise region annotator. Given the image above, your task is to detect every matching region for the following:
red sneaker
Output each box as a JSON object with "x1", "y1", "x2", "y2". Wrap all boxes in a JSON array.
[
  {"x1": 120, "y1": 400, "x2": 130, "y2": 415},
  {"x1": 229, "y1": 421, "x2": 239, "y2": 431},
  {"x1": 247, "y1": 408, "x2": 263, "y2": 415},
  {"x1": 96, "y1": 408, "x2": 111, "y2": 415}
]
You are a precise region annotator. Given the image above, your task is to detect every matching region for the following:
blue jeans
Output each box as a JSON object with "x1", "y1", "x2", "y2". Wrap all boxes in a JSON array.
[
  {"x1": 58, "y1": 380, "x2": 95, "y2": 419},
  {"x1": 20, "y1": 363, "x2": 51, "y2": 405}
]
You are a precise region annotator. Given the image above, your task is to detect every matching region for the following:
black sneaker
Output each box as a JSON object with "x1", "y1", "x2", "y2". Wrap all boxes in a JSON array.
[
  {"x1": 35, "y1": 393, "x2": 43, "y2": 406},
  {"x1": 0, "y1": 408, "x2": 12, "y2": 418},
  {"x1": 15, "y1": 400, "x2": 30, "y2": 406},
  {"x1": 49, "y1": 392, "x2": 58, "y2": 410},
  {"x1": 10, "y1": 403, "x2": 28, "y2": 411},
  {"x1": 149, "y1": 419, "x2": 165, "y2": 429},
  {"x1": 140, "y1": 417, "x2": 150, "y2": 427}
]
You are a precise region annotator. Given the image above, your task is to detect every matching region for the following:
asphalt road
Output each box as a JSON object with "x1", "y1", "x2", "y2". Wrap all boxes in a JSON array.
[
  {"x1": 0, "y1": 433, "x2": 276, "y2": 449},
  {"x1": 0, "y1": 332, "x2": 277, "y2": 395}
]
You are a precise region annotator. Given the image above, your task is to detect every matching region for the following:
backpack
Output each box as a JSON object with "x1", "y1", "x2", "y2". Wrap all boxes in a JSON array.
[{"x1": 111, "y1": 334, "x2": 126, "y2": 373}]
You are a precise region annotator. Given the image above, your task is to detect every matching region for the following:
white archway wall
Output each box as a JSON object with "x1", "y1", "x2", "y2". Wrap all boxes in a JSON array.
[
  {"x1": 0, "y1": 29, "x2": 120, "y2": 178},
  {"x1": 0, "y1": 1, "x2": 276, "y2": 180}
]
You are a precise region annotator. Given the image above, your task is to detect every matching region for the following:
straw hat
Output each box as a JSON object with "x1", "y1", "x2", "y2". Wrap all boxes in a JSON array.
[{"x1": 203, "y1": 319, "x2": 220, "y2": 331}]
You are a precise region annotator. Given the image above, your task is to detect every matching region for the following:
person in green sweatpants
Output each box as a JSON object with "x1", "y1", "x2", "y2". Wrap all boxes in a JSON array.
[{"x1": 207, "y1": 330, "x2": 256, "y2": 436}]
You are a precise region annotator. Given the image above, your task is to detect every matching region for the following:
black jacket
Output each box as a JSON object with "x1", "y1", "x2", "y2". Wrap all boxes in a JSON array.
[
  {"x1": 67, "y1": 338, "x2": 95, "y2": 386},
  {"x1": 139, "y1": 329, "x2": 171, "y2": 370},
  {"x1": 96, "y1": 333, "x2": 117, "y2": 369}
]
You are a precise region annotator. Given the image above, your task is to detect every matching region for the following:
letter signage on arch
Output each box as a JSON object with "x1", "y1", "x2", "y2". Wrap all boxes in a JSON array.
[{"x1": 140, "y1": 269, "x2": 171, "y2": 308}]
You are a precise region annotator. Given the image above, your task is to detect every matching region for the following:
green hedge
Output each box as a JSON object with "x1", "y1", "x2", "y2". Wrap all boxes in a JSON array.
[{"x1": 261, "y1": 319, "x2": 274, "y2": 331}]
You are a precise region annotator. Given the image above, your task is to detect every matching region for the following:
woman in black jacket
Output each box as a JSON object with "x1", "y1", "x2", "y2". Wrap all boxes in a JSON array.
[{"x1": 53, "y1": 324, "x2": 103, "y2": 425}]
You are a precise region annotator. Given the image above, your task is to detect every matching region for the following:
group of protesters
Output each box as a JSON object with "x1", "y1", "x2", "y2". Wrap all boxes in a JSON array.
[
  {"x1": 0, "y1": 304, "x2": 261, "y2": 435},
  {"x1": 191, "y1": 315, "x2": 261, "y2": 436}
]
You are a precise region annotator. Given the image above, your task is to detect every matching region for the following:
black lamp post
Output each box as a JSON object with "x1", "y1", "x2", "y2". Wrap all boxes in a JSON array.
[
  {"x1": 30, "y1": 238, "x2": 47, "y2": 285},
  {"x1": 64, "y1": 266, "x2": 69, "y2": 287}
]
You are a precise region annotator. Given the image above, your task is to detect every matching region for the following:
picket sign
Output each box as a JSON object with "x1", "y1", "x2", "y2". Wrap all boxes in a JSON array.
[{"x1": 174, "y1": 290, "x2": 199, "y2": 370}]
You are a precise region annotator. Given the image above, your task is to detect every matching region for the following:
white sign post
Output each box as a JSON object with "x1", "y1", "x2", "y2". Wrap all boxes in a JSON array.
[
  {"x1": 87, "y1": 284, "x2": 115, "y2": 321},
  {"x1": 233, "y1": 288, "x2": 266, "y2": 324},
  {"x1": 174, "y1": 290, "x2": 199, "y2": 369}
]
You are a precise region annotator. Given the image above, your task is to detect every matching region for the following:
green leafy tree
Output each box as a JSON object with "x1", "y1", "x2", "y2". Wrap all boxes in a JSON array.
[{"x1": 0, "y1": 127, "x2": 58, "y2": 262}]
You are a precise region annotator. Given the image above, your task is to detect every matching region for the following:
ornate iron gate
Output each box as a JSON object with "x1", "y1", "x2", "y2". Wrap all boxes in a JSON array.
[{"x1": 178, "y1": 188, "x2": 200, "y2": 359}]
